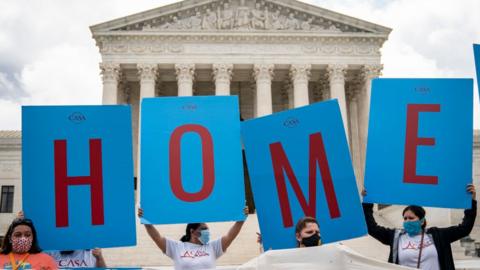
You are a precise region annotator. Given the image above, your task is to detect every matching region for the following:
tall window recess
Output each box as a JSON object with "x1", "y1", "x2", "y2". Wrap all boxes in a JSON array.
[{"x1": 0, "y1": 186, "x2": 14, "y2": 213}]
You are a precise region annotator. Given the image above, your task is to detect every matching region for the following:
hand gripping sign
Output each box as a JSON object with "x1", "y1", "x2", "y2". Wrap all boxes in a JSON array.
[
  {"x1": 364, "y1": 79, "x2": 473, "y2": 209},
  {"x1": 140, "y1": 96, "x2": 245, "y2": 224},
  {"x1": 241, "y1": 100, "x2": 366, "y2": 250},
  {"x1": 22, "y1": 106, "x2": 136, "y2": 250}
]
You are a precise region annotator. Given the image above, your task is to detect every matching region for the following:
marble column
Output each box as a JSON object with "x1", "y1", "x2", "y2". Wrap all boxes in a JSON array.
[
  {"x1": 328, "y1": 64, "x2": 349, "y2": 141},
  {"x1": 117, "y1": 73, "x2": 129, "y2": 104},
  {"x1": 358, "y1": 64, "x2": 383, "y2": 179},
  {"x1": 347, "y1": 81, "x2": 362, "y2": 190},
  {"x1": 136, "y1": 63, "x2": 158, "y2": 196},
  {"x1": 137, "y1": 63, "x2": 158, "y2": 102},
  {"x1": 290, "y1": 64, "x2": 311, "y2": 108},
  {"x1": 100, "y1": 62, "x2": 121, "y2": 105},
  {"x1": 284, "y1": 81, "x2": 294, "y2": 109},
  {"x1": 213, "y1": 64, "x2": 233, "y2": 96},
  {"x1": 175, "y1": 63, "x2": 195, "y2": 96},
  {"x1": 253, "y1": 64, "x2": 274, "y2": 117}
]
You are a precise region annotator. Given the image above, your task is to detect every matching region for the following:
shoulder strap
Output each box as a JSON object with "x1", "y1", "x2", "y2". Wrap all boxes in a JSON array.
[{"x1": 416, "y1": 231, "x2": 425, "y2": 268}]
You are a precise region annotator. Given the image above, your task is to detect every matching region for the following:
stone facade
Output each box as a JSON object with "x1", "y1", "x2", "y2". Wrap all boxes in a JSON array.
[
  {"x1": 90, "y1": 0, "x2": 391, "y2": 188},
  {"x1": 0, "y1": 131, "x2": 22, "y2": 236}
]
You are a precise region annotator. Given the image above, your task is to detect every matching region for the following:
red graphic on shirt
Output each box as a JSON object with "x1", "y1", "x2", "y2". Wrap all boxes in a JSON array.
[
  {"x1": 401, "y1": 238, "x2": 434, "y2": 250},
  {"x1": 180, "y1": 250, "x2": 210, "y2": 259}
]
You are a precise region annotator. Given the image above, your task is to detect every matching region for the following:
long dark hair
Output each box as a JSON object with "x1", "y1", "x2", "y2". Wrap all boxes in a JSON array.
[
  {"x1": 403, "y1": 205, "x2": 427, "y2": 229},
  {"x1": 1, "y1": 218, "x2": 42, "y2": 254},
  {"x1": 180, "y1": 223, "x2": 202, "y2": 242}
]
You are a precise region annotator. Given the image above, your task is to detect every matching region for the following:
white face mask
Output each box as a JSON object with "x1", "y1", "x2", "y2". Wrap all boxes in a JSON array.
[{"x1": 199, "y1": 230, "x2": 210, "y2": 245}]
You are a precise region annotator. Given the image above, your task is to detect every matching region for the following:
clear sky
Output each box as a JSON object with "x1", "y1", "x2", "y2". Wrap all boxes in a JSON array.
[{"x1": 0, "y1": 0, "x2": 479, "y2": 130}]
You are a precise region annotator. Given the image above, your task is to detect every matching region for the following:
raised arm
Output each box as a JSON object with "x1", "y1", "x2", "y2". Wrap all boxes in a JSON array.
[
  {"x1": 362, "y1": 189, "x2": 395, "y2": 245},
  {"x1": 440, "y1": 184, "x2": 477, "y2": 243},
  {"x1": 92, "y1": 248, "x2": 107, "y2": 268},
  {"x1": 221, "y1": 207, "x2": 248, "y2": 252},
  {"x1": 138, "y1": 208, "x2": 167, "y2": 253}
]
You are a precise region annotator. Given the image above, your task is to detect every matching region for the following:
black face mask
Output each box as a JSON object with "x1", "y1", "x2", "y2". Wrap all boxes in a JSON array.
[{"x1": 301, "y1": 234, "x2": 321, "y2": 247}]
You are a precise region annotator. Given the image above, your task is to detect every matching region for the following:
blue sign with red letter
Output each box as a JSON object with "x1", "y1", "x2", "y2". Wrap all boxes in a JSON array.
[
  {"x1": 475, "y1": 44, "x2": 480, "y2": 94},
  {"x1": 364, "y1": 79, "x2": 473, "y2": 209},
  {"x1": 140, "y1": 96, "x2": 245, "y2": 224},
  {"x1": 241, "y1": 100, "x2": 366, "y2": 250},
  {"x1": 22, "y1": 105, "x2": 136, "y2": 250}
]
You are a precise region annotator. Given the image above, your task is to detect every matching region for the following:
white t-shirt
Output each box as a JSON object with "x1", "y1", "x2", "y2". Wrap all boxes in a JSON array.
[
  {"x1": 166, "y1": 238, "x2": 224, "y2": 270},
  {"x1": 398, "y1": 233, "x2": 440, "y2": 270},
  {"x1": 47, "y1": 250, "x2": 97, "y2": 268}
]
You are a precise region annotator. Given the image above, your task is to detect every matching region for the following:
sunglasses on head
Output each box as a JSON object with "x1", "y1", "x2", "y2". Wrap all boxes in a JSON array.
[{"x1": 11, "y1": 218, "x2": 33, "y2": 226}]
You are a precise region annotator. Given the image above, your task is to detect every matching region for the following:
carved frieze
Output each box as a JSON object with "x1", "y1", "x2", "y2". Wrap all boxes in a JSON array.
[
  {"x1": 96, "y1": 35, "x2": 383, "y2": 57},
  {"x1": 112, "y1": 0, "x2": 368, "y2": 33}
]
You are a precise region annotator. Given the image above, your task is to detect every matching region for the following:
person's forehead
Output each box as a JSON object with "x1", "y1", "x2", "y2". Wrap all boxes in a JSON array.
[
  {"x1": 304, "y1": 222, "x2": 319, "y2": 230},
  {"x1": 403, "y1": 210, "x2": 418, "y2": 218},
  {"x1": 13, "y1": 225, "x2": 32, "y2": 234},
  {"x1": 195, "y1": 223, "x2": 208, "y2": 230}
]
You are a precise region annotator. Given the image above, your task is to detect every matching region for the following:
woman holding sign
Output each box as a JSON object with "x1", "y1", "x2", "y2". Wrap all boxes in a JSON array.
[
  {"x1": 362, "y1": 184, "x2": 476, "y2": 270},
  {"x1": 0, "y1": 218, "x2": 57, "y2": 269},
  {"x1": 138, "y1": 207, "x2": 248, "y2": 270},
  {"x1": 257, "y1": 216, "x2": 322, "y2": 251}
]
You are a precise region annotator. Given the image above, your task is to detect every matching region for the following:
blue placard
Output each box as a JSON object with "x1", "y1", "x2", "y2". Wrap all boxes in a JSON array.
[
  {"x1": 241, "y1": 100, "x2": 366, "y2": 250},
  {"x1": 475, "y1": 44, "x2": 480, "y2": 93},
  {"x1": 22, "y1": 106, "x2": 136, "y2": 250},
  {"x1": 140, "y1": 96, "x2": 245, "y2": 224},
  {"x1": 364, "y1": 79, "x2": 473, "y2": 209}
]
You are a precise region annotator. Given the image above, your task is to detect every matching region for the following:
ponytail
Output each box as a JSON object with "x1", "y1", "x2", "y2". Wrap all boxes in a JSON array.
[{"x1": 180, "y1": 223, "x2": 201, "y2": 242}]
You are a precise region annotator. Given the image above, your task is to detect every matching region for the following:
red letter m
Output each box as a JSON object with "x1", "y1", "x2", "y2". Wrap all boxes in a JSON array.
[
  {"x1": 269, "y1": 132, "x2": 340, "y2": 228},
  {"x1": 54, "y1": 139, "x2": 105, "y2": 227}
]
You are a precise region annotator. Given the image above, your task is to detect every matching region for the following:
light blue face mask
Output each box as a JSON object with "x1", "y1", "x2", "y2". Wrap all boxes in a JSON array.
[
  {"x1": 403, "y1": 218, "x2": 425, "y2": 236},
  {"x1": 199, "y1": 229, "x2": 210, "y2": 245}
]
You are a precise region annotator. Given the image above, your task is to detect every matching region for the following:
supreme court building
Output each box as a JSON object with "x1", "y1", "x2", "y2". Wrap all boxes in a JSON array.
[
  {"x1": 1, "y1": 0, "x2": 480, "y2": 267},
  {"x1": 90, "y1": 0, "x2": 389, "y2": 188}
]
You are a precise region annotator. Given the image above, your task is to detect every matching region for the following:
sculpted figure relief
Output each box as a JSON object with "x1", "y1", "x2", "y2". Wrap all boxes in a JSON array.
[
  {"x1": 285, "y1": 13, "x2": 299, "y2": 30},
  {"x1": 235, "y1": 0, "x2": 251, "y2": 30},
  {"x1": 251, "y1": 3, "x2": 266, "y2": 29},
  {"x1": 202, "y1": 8, "x2": 218, "y2": 30},
  {"x1": 160, "y1": 16, "x2": 182, "y2": 29},
  {"x1": 220, "y1": 3, "x2": 235, "y2": 29},
  {"x1": 189, "y1": 12, "x2": 203, "y2": 30},
  {"x1": 301, "y1": 17, "x2": 314, "y2": 31},
  {"x1": 270, "y1": 10, "x2": 285, "y2": 30},
  {"x1": 148, "y1": 1, "x2": 349, "y2": 33}
]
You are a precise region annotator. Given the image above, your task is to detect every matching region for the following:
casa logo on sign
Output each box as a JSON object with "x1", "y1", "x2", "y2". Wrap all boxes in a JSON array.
[
  {"x1": 283, "y1": 117, "x2": 300, "y2": 128},
  {"x1": 68, "y1": 112, "x2": 86, "y2": 124},
  {"x1": 182, "y1": 103, "x2": 197, "y2": 111}
]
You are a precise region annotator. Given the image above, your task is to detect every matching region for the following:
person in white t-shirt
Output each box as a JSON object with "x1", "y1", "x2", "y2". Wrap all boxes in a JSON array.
[
  {"x1": 47, "y1": 249, "x2": 106, "y2": 268},
  {"x1": 138, "y1": 207, "x2": 248, "y2": 270},
  {"x1": 362, "y1": 184, "x2": 477, "y2": 270}
]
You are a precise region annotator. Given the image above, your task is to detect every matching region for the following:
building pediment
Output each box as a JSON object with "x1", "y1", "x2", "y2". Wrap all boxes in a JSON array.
[{"x1": 90, "y1": 0, "x2": 391, "y2": 35}]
